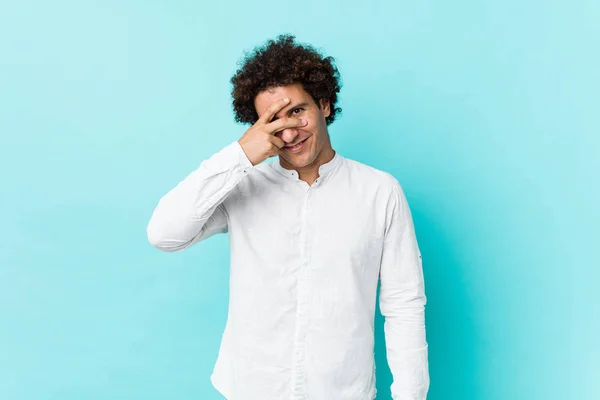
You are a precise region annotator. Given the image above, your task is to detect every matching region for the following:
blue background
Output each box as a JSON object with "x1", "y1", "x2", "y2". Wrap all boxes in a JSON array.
[{"x1": 1, "y1": 1, "x2": 598, "y2": 399}]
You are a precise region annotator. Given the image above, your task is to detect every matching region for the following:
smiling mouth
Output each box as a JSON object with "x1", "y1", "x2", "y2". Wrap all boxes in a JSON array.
[{"x1": 286, "y1": 137, "x2": 309, "y2": 150}]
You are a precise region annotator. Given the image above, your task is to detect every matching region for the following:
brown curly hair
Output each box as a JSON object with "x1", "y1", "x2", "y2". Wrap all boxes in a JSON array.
[{"x1": 230, "y1": 34, "x2": 343, "y2": 126}]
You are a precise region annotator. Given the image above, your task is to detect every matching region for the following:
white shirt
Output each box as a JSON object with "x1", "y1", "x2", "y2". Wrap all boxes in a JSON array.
[{"x1": 147, "y1": 140, "x2": 430, "y2": 400}]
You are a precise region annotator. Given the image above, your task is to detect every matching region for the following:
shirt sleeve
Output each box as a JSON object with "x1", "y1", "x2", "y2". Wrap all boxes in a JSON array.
[
  {"x1": 146, "y1": 140, "x2": 254, "y2": 252},
  {"x1": 378, "y1": 178, "x2": 430, "y2": 399}
]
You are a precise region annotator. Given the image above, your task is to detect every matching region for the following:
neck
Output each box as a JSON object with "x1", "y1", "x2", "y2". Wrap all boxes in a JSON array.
[{"x1": 280, "y1": 143, "x2": 336, "y2": 186}]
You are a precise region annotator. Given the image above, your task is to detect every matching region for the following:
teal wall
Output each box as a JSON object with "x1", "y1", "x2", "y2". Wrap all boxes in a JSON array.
[{"x1": 1, "y1": 1, "x2": 598, "y2": 399}]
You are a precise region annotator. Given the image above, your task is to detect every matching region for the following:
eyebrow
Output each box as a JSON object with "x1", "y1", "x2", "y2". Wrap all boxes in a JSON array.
[{"x1": 272, "y1": 101, "x2": 310, "y2": 120}]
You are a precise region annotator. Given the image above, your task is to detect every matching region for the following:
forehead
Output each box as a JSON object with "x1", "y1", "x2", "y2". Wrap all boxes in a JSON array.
[{"x1": 254, "y1": 83, "x2": 311, "y2": 116}]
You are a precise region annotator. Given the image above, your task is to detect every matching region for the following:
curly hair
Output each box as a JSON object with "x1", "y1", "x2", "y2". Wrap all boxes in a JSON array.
[{"x1": 230, "y1": 34, "x2": 343, "y2": 126}]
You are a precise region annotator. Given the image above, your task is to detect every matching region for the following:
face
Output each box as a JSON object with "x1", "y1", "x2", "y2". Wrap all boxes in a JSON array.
[{"x1": 254, "y1": 82, "x2": 332, "y2": 171}]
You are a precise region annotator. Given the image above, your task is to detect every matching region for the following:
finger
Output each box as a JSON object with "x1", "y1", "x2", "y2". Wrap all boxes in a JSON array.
[
  {"x1": 266, "y1": 116, "x2": 306, "y2": 135},
  {"x1": 269, "y1": 135, "x2": 286, "y2": 149},
  {"x1": 257, "y1": 97, "x2": 291, "y2": 124}
]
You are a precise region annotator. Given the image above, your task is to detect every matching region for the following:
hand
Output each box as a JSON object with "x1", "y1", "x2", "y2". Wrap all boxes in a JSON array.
[{"x1": 238, "y1": 97, "x2": 307, "y2": 166}]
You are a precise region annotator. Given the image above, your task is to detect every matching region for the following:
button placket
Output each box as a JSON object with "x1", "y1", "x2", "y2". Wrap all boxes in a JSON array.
[{"x1": 290, "y1": 185, "x2": 314, "y2": 399}]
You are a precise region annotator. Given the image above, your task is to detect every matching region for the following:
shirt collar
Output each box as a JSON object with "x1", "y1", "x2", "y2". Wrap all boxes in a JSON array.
[{"x1": 270, "y1": 150, "x2": 343, "y2": 182}]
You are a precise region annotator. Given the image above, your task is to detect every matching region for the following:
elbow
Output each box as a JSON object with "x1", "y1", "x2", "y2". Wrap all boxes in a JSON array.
[
  {"x1": 146, "y1": 219, "x2": 189, "y2": 252},
  {"x1": 146, "y1": 223, "x2": 172, "y2": 252},
  {"x1": 379, "y1": 286, "x2": 427, "y2": 320}
]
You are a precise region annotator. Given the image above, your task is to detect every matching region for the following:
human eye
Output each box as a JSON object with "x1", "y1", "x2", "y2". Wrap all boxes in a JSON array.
[{"x1": 292, "y1": 107, "x2": 303, "y2": 114}]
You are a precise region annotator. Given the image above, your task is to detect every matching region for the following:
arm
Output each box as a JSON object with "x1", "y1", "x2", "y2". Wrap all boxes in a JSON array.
[
  {"x1": 146, "y1": 140, "x2": 254, "y2": 252},
  {"x1": 378, "y1": 179, "x2": 430, "y2": 399}
]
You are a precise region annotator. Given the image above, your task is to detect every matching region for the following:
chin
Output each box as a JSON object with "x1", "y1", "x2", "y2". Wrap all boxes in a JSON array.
[{"x1": 294, "y1": 153, "x2": 318, "y2": 167}]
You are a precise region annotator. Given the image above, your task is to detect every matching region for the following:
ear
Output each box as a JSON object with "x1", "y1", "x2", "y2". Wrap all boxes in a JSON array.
[{"x1": 319, "y1": 99, "x2": 331, "y2": 118}]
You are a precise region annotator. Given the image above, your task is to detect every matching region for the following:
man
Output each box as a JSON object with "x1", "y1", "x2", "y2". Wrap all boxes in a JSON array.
[{"x1": 147, "y1": 34, "x2": 429, "y2": 400}]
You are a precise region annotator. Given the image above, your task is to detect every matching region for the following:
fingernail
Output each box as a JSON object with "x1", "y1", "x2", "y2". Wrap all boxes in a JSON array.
[{"x1": 302, "y1": 119, "x2": 307, "y2": 124}]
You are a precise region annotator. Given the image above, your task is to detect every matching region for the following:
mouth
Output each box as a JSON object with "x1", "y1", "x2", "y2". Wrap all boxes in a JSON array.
[{"x1": 285, "y1": 137, "x2": 310, "y2": 153}]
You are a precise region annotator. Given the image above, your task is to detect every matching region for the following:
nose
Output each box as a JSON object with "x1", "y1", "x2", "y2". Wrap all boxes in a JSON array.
[{"x1": 278, "y1": 128, "x2": 300, "y2": 144}]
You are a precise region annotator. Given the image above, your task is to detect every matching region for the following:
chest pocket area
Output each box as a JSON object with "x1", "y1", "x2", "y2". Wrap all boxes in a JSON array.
[{"x1": 312, "y1": 200, "x2": 385, "y2": 270}]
